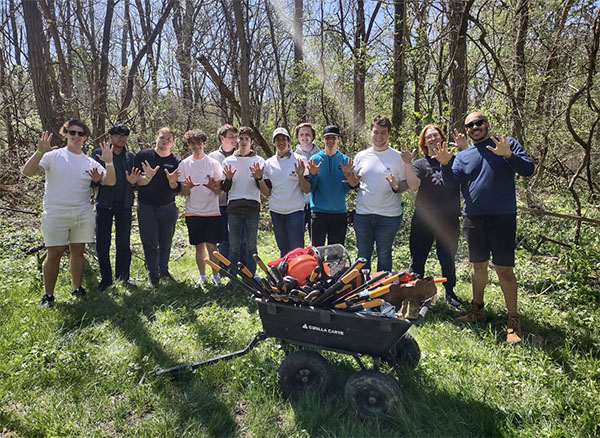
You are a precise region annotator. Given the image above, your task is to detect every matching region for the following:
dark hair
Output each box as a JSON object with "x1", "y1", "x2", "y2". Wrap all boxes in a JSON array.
[
  {"x1": 217, "y1": 124, "x2": 238, "y2": 139},
  {"x1": 238, "y1": 126, "x2": 254, "y2": 139},
  {"x1": 183, "y1": 129, "x2": 207, "y2": 145},
  {"x1": 108, "y1": 124, "x2": 130, "y2": 136},
  {"x1": 370, "y1": 115, "x2": 392, "y2": 133},
  {"x1": 295, "y1": 122, "x2": 316, "y2": 140},
  {"x1": 60, "y1": 119, "x2": 91, "y2": 138},
  {"x1": 418, "y1": 124, "x2": 447, "y2": 155}
]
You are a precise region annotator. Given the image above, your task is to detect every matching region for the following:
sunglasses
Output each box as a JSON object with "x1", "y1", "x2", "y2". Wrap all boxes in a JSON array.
[
  {"x1": 465, "y1": 119, "x2": 486, "y2": 129},
  {"x1": 68, "y1": 130, "x2": 86, "y2": 137}
]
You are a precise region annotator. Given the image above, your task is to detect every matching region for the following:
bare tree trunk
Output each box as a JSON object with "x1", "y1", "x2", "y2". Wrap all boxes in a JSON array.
[
  {"x1": 353, "y1": 0, "x2": 366, "y2": 134},
  {"x1": 293, "y1": 0, "x2": 306, "y2": 121},
  {"x1": 512, "y1": 0, "x2": 528, "y2": 145},
  {"x1": 392, "y1": 0, "x2": 406, "y2": 129},
  {"x1": 232, "y1": 0, "x2": 250, "y2": 126},
  {"x1": 8, "y1": 0, "x2": 21, "y2": 67},
  {"x1": 265, "y1": 0, "x2": 288, "y2": 131},
  {"x1": 22, "y1": 0, "x2": 61, "y2": 136},
  {"x1": 95, "y1": 0, "x2": 115, "y2": 142},
  {"x1": 448, "y1": 0, "x2": 474, "y2": 131}
]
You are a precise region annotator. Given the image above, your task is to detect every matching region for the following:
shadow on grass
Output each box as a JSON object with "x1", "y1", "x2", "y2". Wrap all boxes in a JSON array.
[
  {"x1": 56, "y1": 277, "x2": 260, "y2": 436},
  {"x1": 282, "y1": 359, "x2": 506, "y2": 437}
]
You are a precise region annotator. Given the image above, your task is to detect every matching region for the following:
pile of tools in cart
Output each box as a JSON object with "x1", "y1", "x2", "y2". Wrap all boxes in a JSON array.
[{"x1": 205, "y1": 244, "x2": 443, "y2": 319}]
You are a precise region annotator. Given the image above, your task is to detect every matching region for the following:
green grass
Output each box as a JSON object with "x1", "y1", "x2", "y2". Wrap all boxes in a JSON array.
[{"x1": 0, "y1": 210, "x2": 599, "y2": 437}]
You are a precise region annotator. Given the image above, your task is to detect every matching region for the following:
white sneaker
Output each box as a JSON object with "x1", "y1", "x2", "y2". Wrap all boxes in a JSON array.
[
  {"x1": 195, "y1": 276, "x2": 207, "y2": 288},
  {"x1": 212, "y1": 274, "x2": 222, "y2": 286}
]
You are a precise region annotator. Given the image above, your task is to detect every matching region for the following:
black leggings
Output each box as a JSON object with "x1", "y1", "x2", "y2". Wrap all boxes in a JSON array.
[
  {"x1": 311, "y1": 212, "x2": 347, "y2": 247},
  {"x1": 408, "y1": 211, "x2": 459, "y2": 291}
]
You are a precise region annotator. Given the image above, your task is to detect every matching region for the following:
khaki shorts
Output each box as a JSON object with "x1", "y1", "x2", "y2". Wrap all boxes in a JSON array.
[{"x1": 42, "y1": 207, "x2": 95, "y2": 247}]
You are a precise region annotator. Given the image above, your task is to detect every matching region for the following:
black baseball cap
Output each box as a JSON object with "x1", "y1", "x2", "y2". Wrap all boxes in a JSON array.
[
  {"x1": 108, "y1": 124, "x2": 130, "y2": 136},
  {"x1": 323, "y1": 125, "x2": 341, "y2": 137}
]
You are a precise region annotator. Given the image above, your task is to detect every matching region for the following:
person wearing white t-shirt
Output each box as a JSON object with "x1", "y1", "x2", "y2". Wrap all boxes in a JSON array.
[
  {"x1": 178, "y1": 129, "x2": 223, "y2": 287},
  {"x1": 344, "y1": 115, "x2": 420, "y2": 272},
  {"x1": 294, "y1": 123, "x2": 320, "y2": 239},
  {"x1": 22, "y1": 119, "x2": 116, "y2": 308},
  {"x1": 263, "y1": 127, "x2": 311, "y2": 256},
  {"x1": 221, "y1": 126, "x2": 269, "y2": 275}
]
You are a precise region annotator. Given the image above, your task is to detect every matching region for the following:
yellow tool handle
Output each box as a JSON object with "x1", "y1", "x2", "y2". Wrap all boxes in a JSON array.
[{"x1": 212, "y1": 251, "x2": 231, "y2": 266}]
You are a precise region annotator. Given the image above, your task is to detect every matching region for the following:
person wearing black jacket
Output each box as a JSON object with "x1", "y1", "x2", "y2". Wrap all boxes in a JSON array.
[{"x1": 92, "y1": 124, "x2": 140, "y2": 291}]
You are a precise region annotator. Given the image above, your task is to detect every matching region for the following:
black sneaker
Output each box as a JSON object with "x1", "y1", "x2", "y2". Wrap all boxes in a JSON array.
[
  {"x1": 445, "y1": 290, "x2": 463, "y2": 308},
  {"x1": 40, "y1": 294, "x2": 55, "y2": 308},
  {"x1": 72, "y1": 286, "x2": 87, "y2": 298},
  {"x1": 160, "y1": 272, "x2": 177, "y2": 282},
  {"x1": 149, "y1": 276, "x2": 160, "y2": 288},
  {"x1": 97, "y1": 281, "x2": 112, "y2": 292}
]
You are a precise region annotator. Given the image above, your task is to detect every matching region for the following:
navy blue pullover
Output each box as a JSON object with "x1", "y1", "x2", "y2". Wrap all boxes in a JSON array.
[{"x1": 441, "y1": 136, "x2": 534, "y2": 215}]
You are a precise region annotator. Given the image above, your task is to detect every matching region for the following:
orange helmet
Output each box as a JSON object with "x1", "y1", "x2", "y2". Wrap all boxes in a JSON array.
[{"x1": 286, "y1": 254, "x2": 319, "y2": 286}]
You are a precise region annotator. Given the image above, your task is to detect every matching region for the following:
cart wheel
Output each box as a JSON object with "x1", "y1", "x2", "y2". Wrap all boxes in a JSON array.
[
  {"x1": 344, "y1": 370, "x2": 401, "y2": 419},
  {"x1": 383, "y1": 333, "x2": 421, "y2": 369},
  {"x1": 277, "y1": 350, "x2": 332, "y2": 398}
]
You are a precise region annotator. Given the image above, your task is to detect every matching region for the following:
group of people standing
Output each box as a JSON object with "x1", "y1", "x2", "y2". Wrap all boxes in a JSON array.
[{"x1": 22, "y1": 111, "x2": 533, "y2": 343}]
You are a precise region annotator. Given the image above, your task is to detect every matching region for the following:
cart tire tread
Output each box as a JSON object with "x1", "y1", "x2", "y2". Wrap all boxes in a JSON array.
[
  {"x1": 383, "y1": 332, "x2": 420, "y2": 369},
  {"x1": 344, "y1": 370, "x2": 401, "y2": 419},
  {"x1": 277, "y1": 350, "x2": 332, "y2": 398}
]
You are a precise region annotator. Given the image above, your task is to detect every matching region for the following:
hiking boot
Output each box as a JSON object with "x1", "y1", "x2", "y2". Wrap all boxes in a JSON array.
[
  {"x1": 72, "y1": 286, "x2": 87, "y2": 298},
  {"x1": 40, "y1": 294, "x2": 55, "y2": 308},
  {"x1": 506, "y1": 313, "x2": 523, "y2": 344},
  {"x1": 445, "y1": 290, "x2": 463, "y2": 308},
  {"x1": 454, "y1": 301, "x2": 486, "y2": 323}
]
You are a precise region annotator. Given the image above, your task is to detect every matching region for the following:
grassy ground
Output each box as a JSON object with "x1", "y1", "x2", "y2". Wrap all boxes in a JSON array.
[{"x1": 0, "y1": 207, "x2": 599, "y2": 437}]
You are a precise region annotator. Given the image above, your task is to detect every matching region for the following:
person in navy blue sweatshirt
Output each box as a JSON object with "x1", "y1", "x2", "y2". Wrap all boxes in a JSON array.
[
  {"x1": 306, "y1": 125, "x2": 352, "y2": 247},
  {"x1": 435, "y1": 112, "x2": 534, "y2": 343}
]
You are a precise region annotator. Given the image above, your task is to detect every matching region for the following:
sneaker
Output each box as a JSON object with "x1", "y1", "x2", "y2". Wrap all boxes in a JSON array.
[
  {"x1": 445, "y1": 290, "x2": 463, "y2": 308},
  {"x1": 212, "y1": 274, "x2": 222, "y2": 286},
  {"x1": 72, "y1": 286, "x2": 87, "y2": 298},
  {"x1": 506, "y1": 313, "x2": 523, "y2": 344},
  {"x1": 160, "y1": 272, "x2": 177, "y2": 282},
  {"x1": 149, "y1": 276, "x2": 160, "y2": 288},
  {"x1": 40, "y1": 294, "x2": 55, "y2": 308},
  {"x1": 97, "y1": 281, "x2": 112, "y2": 292},
  {"x1": 195, "y1": 276, "x2": 207, "y2": 288},
  {"x1": 454, "y1": 301, "x2": 486, "y2": 323}
]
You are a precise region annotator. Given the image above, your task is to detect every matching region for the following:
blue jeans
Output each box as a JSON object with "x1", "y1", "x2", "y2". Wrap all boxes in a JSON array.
[
  {"x1": 228, "y1": 212, "x2": 259, "y2": 274},
  {"x1": 138, "y1": 202, "x2": 179, "y2": 280},
  {"x1": 219, "y1": 205, "x2": 247, "y2": 265},
  {"x1": 96, "y1": 205, "x2": 132, "y2": 285},
  {"x1": 353, "y1": 213, "x2": 402, "y2": 272},
  {"x1": 271, "y1": 210, "x2": 305, "y2": 257}
]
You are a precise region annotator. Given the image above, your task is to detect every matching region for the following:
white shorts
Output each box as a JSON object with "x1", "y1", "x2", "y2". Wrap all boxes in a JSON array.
[{"x1": 41, "y1": 207, "x2": 95, "y2": 247}]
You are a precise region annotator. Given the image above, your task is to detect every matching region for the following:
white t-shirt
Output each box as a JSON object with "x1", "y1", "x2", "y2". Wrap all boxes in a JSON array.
[
  {"x1": 264, "y1": 152, "x2": 308, "y2": 214},
  {"x1": 222, "y1": 153, "x2": 266, "y2": 203},
  {"x1": 39, "y1": 147, "x2": 105, "y2": 211},
  {"x1": 177, "y1": 154, "x2": 222, "y2": 216},
  {"x1": 353, "y1": 146, "x2": 406, "y2": 216}
]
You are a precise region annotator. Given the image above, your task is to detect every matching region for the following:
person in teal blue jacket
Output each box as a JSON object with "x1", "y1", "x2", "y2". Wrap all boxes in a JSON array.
[{"x1": 306, "y1": 125, "x2": 354, "y2": 246}]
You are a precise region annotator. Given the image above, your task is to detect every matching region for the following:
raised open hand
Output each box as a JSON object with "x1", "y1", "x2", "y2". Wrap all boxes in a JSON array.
[
  {"x1": 223, "y1": 164, "x2": 237, "y2": 180},
  {"x1": 37, "y1": 131, "x2": 57, "y2": 154},
  {"x1": 141, "y1": 160, "x2": 159, "y2": 179},
  {"x1": 294, "y1": 159, "x2": 306, "y2": 176},
  {"x1": 487, "y1": 136, "x2": 513, "y2": 158},
  {"x1": 431, "y1": 141, "x2": 455, "y2": 165},
  {"x1": 339, "y1": 159, "x2": 360, "y2": 186},
  {"x1": 182, "y1": 175, "x2": 200, "y2": 190},
  {"x1": 400, "y1": 143, "x2": 417, "y2": 164},
  {"x1": 307, "y1": 159, "x2": 322, "y2": 176},
  {"x1": 97, "y1": 141, "x2": 113, "y2": 164},
  {"x1": 250, "y1": 162, "x2": 264, "y2": 179},
  {"x1": 450, "y1": 128, "x2": 468, "y2": 150},
  {"x1": 165, "y1": 167, "x2": 180, "y2": 184},
  {"x1": 88, "y1": 167, "x2": 104, "y2": 183},
  {"x1": 202, "y1": 175, "x2": 221, "y2": 192},
  {"x1": 385, "y1": 173, "x2": 399, "y2": 191},
  {"x1": 125, "y1": 167, "x2": 141, "y2": 184}
]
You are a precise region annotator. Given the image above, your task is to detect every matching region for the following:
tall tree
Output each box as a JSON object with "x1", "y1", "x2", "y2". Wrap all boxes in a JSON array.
[
  {"x1": 512, "y1": 0, "x2": 529, "y2": 144},
  {"x1": 392, "y1": 0, "x2": 406, "y2": 128},
  {"x1": 447, "y1": 0, "x2": 473, "y2": 131},
  {"x1": 232, "y1": 0, "x2": 251, "y2": 126}
]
